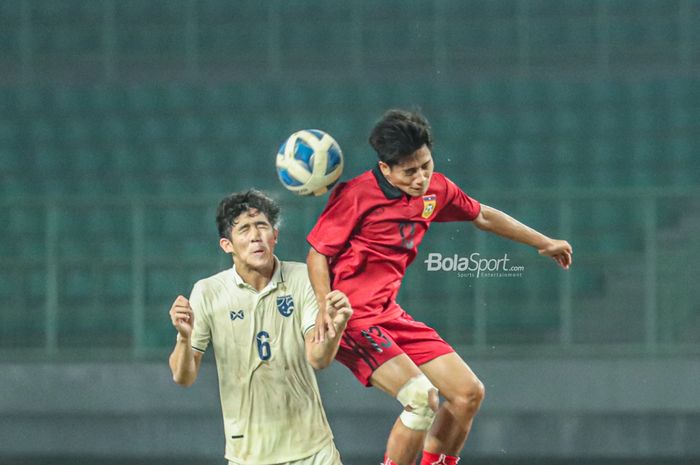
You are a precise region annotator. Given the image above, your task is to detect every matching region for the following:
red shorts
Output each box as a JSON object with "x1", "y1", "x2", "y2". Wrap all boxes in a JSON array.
[{"x1": 336, "y1": 310, "x2": 455, "y2": 386}]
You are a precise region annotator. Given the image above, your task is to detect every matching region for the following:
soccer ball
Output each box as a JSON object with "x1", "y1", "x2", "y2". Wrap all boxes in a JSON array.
[{"x1": 276, "y1": 129, "x2": 344, "y2": 196}]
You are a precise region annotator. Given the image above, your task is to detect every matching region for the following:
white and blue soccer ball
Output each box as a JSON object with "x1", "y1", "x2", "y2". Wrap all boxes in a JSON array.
[{"x1": 276, "y1": 129, "x2": 344, "y2": 196}]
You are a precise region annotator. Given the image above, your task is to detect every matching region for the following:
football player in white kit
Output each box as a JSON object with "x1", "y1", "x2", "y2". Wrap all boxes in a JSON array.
[{"x1": 169, "y1": 189, "x2": 350, "y2": 465}]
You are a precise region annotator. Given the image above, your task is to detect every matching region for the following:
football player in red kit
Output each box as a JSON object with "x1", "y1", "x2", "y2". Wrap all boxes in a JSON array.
[{"x1": 307, "y1": 109, "x2": 572, "y2": 465}]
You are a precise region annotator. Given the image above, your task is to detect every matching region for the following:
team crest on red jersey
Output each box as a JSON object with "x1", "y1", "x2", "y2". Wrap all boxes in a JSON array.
[{"x1": 421, "y1": 194, "x2": 437, "y2": 219}]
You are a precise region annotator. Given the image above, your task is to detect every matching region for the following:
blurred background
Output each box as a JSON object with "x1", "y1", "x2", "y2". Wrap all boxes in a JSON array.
[{"x1": 1, "y1": 0, "x2": 699, "y2": 464}]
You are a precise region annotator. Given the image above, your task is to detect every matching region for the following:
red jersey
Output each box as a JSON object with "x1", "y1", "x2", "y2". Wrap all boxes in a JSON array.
[{"x1": 307, "y1": 165, "x2": 481, "y2": 329}]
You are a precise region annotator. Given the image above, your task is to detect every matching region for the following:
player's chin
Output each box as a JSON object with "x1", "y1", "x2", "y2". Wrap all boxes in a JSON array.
[{"x1": 406, "y1": 186, "x2": 428, "y2": 197}]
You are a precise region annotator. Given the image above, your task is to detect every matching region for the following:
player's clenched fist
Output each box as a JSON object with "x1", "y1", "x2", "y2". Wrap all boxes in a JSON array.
[{"x1": 169, "y1": 295, "x2": 194, "y2": 338}]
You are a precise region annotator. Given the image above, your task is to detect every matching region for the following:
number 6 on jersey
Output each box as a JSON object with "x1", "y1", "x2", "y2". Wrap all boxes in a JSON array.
[{"x1": 256, "y1": 331, "x2": 271, "y2": 361}]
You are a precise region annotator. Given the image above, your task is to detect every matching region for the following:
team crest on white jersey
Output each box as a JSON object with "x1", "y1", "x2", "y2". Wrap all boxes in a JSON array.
[
  {"x1": 276, "y1": 295, "x2": 295, "y2": 317},
  {"x1": 422, "y1": 194, "x2": 437, "y2": 219}
]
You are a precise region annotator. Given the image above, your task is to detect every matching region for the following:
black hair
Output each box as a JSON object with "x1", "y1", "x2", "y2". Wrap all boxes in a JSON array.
[
  {"x1": 216, "y1": 189, "x2": 280, "y2": 239},
  {"x1": 369, "y1": 109, "x2": 433, "y2": 166}
]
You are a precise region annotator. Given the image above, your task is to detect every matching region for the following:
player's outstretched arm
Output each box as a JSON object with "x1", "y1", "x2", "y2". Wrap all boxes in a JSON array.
[
  {"x1": 168, "y1": 295, "x2": 203, "y2": 387},
  {"x1": 307, "y1": 247, "x2": 335, "y2": 342},
  {"x1": 305, "y1": 290, "x2": 353, "y2": 370},
  {"x1": 473, "y1": 204, "x2": 573, "y2": 269}
]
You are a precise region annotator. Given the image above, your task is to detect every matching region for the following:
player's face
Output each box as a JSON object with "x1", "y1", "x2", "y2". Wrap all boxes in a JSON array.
[
  {"x1": 220, "y1": 209, "x2": 278, "y2": 271},
  {"x1": 380, "y1": 145, "x2": 434, "y2": 197}
]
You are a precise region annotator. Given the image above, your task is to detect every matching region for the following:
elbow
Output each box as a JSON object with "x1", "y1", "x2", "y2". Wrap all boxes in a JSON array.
[
  {"x1": 306, "y1": 246, "x2": 317, "y2": 262},
  {"x1": 307, "y1": 246, "x2": 329, "y2": 265},
  {"x1": 473, "y1": 217, "x2": 492, "y2": 233},
  {"x1": 307, "y1": 356, "x2": 331, "y2": 371},
  {"x1": 172, "y1": 373, "x2": 195, "y2": 387},
  {"x1": 473, "y1": 209, "x2": 493, "y2": 232}
]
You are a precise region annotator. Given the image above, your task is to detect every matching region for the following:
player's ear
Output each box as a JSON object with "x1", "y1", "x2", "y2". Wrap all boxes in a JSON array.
[
  {"x1": 378, "y1": 160, "x2": 392, "y2": 177},
  {"x1": 219, "y1": 237, "x2": 234, "y2": 254},
  {"x1": 273, "y1": 228, "x2": 279, "y2": 243}
]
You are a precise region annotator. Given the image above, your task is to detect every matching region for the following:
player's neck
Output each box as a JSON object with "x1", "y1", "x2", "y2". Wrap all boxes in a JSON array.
[{"x1": 235, "y1": 260, "x2": 275, "y2": 292}]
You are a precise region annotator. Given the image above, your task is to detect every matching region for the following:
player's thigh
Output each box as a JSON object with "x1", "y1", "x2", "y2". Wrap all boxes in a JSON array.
[
  {"x1": 370, "y1": 353, "x2": 424, "y2": 397},
  {"x1": 418, "y1": 352, "x2": 483, "y2": 402}
]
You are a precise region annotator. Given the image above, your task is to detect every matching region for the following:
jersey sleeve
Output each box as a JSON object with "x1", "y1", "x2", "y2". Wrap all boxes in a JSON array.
[
  {"x1": 433, "y1": 174, "x2": 481, "y2": 222},
  {"x1": 189, "y1": 281, "x2": 212, "y2": 353},
  {"x1": 299, "y1": 275, "x2": 320, "y2": 336},
  {"x1": 307, "y1": 182, "x2": 361, "y2": 257}
]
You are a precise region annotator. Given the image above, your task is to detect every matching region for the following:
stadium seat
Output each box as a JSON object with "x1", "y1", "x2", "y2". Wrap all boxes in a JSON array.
[
  {"x1": 527, "y1": 14, "x2": 598, "y2": 67},
  {"x1": 103, "y1": 269, "x2": 132, "y2": 301},
  {"x1": 61, "y1": 267, "x2": 96, "y2": 301},
  {"x1": 476, "y1": 110, "x2": 512, "y2": 139},
  {"x1": 511, "y1": 80, "x2": 549, "y2": 108},
  {"x1": 31, "y1": 145, "x2": 64, "y2": 176},
  {"x1": 515, "y1": 109, "x2": 550, "y2": 138},
  {"x1": 0, "y1": 0, "x2": 21, "y2": 28},
  {"x1": 14, "y1": 87, "x2": 45, "y2": 116},
  {"x1": 126, "y1": 86, "x2": 168, "y2": 114},
  {"x1": 30, "y1": 118, "x2": 57, "y2": 144},
  {"x1": 0, "y1": 124, "x2": 21, "y2": 169},
  {"x1": 146, "y1": 268, "x2": 192, "y2": 302},
  {"x1": 668, "y1": 137, "x2": 694, "y2": 186},
  {"x1": 84, "y1": 85, "x2": 123, "y2": 114},
  {"x1": 548, "y1": 81, "x2": 588, "y2": 109},
  {"x1": 63, "y1": 117, "x2": 93, "y2": 147},
  {"x1": 237, "y1": 82, "x2": 277, "y2": 111},
  {"x1": 552, "y1": 109, "x2": 585, "y2": 137},
  {"x1": 108, "y1": 145, "x2": 150, "y2": 178},
  {"x1": 58, "y1": 303, "x2": 132, "y2": 348},
  {"x1": 630, "y1": 107, "x2": 656, "y2": 134},
  {"x1": 593, "y1": 108, "x2": 624, "y2": 136},
  {"x1": 100, "y1": 116, "x2": 130, "y2": 143},
  {"x1": 668, "y1": 106, "x2": 693, "y2": 131},
  {"x1": 165, "y1": 83, "x2": 199, "y2": 112},
  {"x1": 470, "y1": 81, "x2": 511, "y2": 108},
  {"x1": 0, "y1": 271, "x2": 46, "y2": 349},
  {"x1": 209, "y1": 115, "x2": 243, "y2": 143}
]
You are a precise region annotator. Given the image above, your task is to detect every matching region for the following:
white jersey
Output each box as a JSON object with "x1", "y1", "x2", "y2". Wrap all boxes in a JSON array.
[{"x1": 189, "y1": 259, "x2": 334, "y2": 465}]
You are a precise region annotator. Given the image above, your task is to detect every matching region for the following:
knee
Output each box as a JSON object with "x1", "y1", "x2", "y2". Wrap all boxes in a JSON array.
[
  {"x1": 451, "y1": 378, "x2": 485, "y2": 416},
  {"x1": 396, "y1": 374, "x2": 439, "y2": 431}
]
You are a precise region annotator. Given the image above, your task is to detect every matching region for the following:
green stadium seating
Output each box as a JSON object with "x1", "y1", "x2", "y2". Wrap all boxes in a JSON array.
[
  {"x1": 103, "y1": 269, "x2": 132, "y2": 301},
  {"x1": 0, "y1": 270, "x2": 46, "y2": 349},
  {"x1": 83, "y1": 85, "x2": 122, "y2": 114},
  {"x1": 1, "y1": 1, "x2": 698, "y2": 352},
  {"x1": 63, "y1": 117, "x2": 93, "y2": 147}
]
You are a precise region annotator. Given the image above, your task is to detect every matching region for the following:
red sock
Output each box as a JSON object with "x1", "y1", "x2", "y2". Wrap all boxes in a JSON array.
[
  {"x1": 419, "y1": 451, "x2": 460, "y2": 465},
  {"x1": 382, "y1": 455, "x2": 399, "y2": 465}
]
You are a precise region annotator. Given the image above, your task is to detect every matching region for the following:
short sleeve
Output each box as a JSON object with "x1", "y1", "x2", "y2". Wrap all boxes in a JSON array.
[
  {"x1": 433, "y1": 174, "x2": 481, "y2": 222},
  {"x1": 189, "y1": 281, "x2": 212, "y2": 353},
  {"x1": 299, "y1": 276, "x2": 320, "y2": 336},
  {"x1": 307, "y1": 182, "x2": 361, "y2": 257}
]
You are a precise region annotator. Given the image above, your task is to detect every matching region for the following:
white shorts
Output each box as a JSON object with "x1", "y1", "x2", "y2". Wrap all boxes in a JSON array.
[{"x1": 228, "y1": 440, "x2": 343, "y2": 465}]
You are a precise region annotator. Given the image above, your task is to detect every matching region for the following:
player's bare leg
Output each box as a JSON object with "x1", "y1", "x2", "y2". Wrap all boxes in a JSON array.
[
  {"x1": 419, "y1": 353, "x2": 485, "y2": 457},
  {"x1": 370, "y1": 353, "x2": 438, "y2": 465}
]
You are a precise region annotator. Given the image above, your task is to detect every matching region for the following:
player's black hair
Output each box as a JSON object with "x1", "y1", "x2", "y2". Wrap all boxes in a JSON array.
[
  {"x1": 369, "y1": 109, "x2": 433, "y2": 166},
  {"x1": 216, "y1": 189, "x2": 280, "y2": 239}
]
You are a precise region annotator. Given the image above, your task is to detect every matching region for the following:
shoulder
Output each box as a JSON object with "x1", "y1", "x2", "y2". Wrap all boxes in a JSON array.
[
  {"x1": 192, "y1": 268, "x2": 235, "y2": 298},
  {"x1": 429, "y1": 171, "x2": 450, "y2": 188},
  {"x1": 330, "y1": 170, "x2": 378, "y2": 199},
  {"x1": 279, "y1": 261, "x2": 311, "y2": 286},
  {"x1": 430, "y1": 172, "x2": 464, "y2": 195}
]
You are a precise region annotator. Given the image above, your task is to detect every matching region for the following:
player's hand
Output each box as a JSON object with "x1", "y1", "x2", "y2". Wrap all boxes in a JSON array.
[
  {"x1": 169, "y1": 295, "x2": 194, "y2": 338},
  {"x1": 326, "y1": 290, "x2": 353, "y2": 327},
  {"x1": 314, "y1": 301, "x2": 335, "y2": 343},
  {"x1": 538, "y1": 239, "x2": 573, "y2": 269}
]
